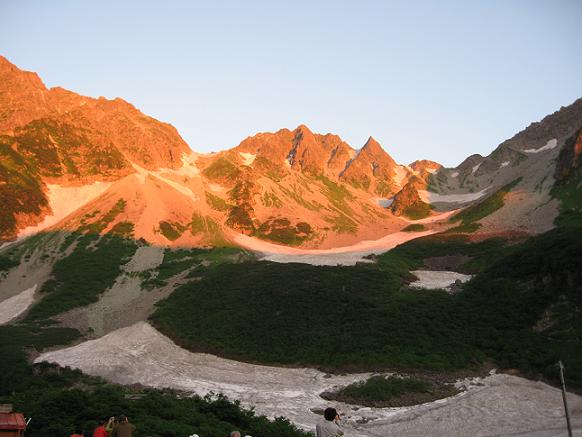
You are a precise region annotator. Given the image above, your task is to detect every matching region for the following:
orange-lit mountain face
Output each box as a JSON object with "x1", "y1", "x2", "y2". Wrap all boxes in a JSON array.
[{"x1": 1, "y1": 56, "x2": 581, "y2": 249}]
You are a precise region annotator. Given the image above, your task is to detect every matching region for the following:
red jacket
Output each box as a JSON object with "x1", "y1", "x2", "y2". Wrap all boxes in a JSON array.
[{"x1": 93, "y1": 425, "x2": 108, "y2": 437}]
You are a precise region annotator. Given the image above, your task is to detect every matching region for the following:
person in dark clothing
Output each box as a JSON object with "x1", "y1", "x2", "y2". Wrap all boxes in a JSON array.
[{"x1": 111, "y1": 415, "x2": 135, "y2": 437}]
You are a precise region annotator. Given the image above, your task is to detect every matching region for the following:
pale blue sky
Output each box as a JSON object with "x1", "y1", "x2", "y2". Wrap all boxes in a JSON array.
[{"x1": 1, "y1": 0, "x2": 581, "y2": 167}]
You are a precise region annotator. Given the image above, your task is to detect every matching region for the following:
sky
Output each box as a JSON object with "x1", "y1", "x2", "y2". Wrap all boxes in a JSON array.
[{"x1": 1, "y1": 0, "x2": 581, "y2": 167}]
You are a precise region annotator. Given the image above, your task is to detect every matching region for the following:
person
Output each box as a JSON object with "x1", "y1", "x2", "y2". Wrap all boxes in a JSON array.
[
  {"x1": 230, "y1": 432, "x2": 241, "y2": 437},
  {"x1": 315, "y1": 407, "x2": 344, "y2": 437},
  {"x1": 105, "y1": 417, "x2": 116, "y2": 435},
  {"x1": 111, "y1": 415, "x2": 135, "y2": 437},
  {"x1": 93, "y1": 418, "x2": 109, "y2": 437},
  {"x1": 70, "y1": 428, "x2": 84, "y2": 437}
]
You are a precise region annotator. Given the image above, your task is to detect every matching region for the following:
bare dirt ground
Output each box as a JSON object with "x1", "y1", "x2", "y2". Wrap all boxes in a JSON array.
[
  {"x1": 0, "y1": 233, "x2": 66, "y2": 321},
  {"x1": 36, "y1": 322, "x2": 582, "y2": 437},
  {"x1": 56, "y1": 246, "x2": 175, "y2": 337},
  {"x1": 123, "y1": 246, "x2": 165, "y2": 272}
]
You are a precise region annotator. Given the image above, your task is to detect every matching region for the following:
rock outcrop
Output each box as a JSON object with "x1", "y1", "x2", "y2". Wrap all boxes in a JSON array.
[
  {"x1": 391, "y1": 176, "x2": 431, "y2": 219},
  {"x1": 555, "y1": 127, "x2": 582, "y2": 183},
  {"x1": 340, "y1": 137, "x2": 399, "y2": 196}
]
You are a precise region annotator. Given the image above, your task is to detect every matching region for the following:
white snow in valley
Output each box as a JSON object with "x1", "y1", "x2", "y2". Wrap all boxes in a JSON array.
[
  {"x1": 35, "y1": 322, "x2": 582, "y2": 436},
  {"x1": 418, "y1": 188, "x2": 489, "y2": 204},
  {"x1": 501, "y1": 160, "x2": 510, "y2": 168},
  {"x1": 0, "y1": 284, "x2": 36, "y2": 325},
  {"x1": 375, "y1": 198, "x2": 393, "y2": 208},
  {"x1": 471, "y1": 163, "x2": 481, "y2": 174},
  {"x1": 15, "y1": 182, "x2": 111, "y2": 241},
  {"x1": 359, "y1": 373, "x2": 582, "y2": 436},
  {"x1": 524, "y1": 138, "x2": 558, "y2": 154},
  {"x1": 35, "y1": 322, "x2": 371, "y2": 430},
  {"x1": 239, "y1": 152, "x2": 256, "y2": 166},
  {"x1": 409, "y1": 271, "x2": 472, "y2": 291},
  {"x1": 393, "y1": 165, "x2": 408, "y2": 187},
  {"x1": 234, "y1": 231, "x2": 437, "y2": 265}
]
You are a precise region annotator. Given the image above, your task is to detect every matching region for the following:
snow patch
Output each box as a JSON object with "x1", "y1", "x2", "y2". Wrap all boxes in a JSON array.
[
  {"x1": 239, "y1": 152, "x2": 256, "y2": 166},
  {"x1": 16, "y1": 182, "x2": 112, "y2": 241},
  {"x1": 418, "y1": 188, "x2": 489, "y2": 204},
  {"x1": 471, "y1": 163, "x2": 481, "y2": 174},
  {"x1": 450, "y1": 172, "x2": 459, "y2": 178},
  {"x1": 376, "y1": 198, "x2": 393, "y2": 208},
  {"x1": 0, "y1": 285, "x2": 37, "y2": 325},
  {"x1": 35, "y1": 322, "x2": 582, "y2": 436},
  {"x1": 393, "y1": 166, "x2": 408, "y2": 187},
  {"x1": 524, "y1": 138, "x2": 558, "y2": 154},
  {"x1": 409, "y1": 271, "x2": 472, "y2": 291},
  {"x1": 500, "y1": 161, "x2": 510, "y2": 168},
  {"x1": 234, "y1": 231, "x2": 437, "y2": 266},
  {"x1": 35, "y1": 322, "x2": 372, "y2": 431}
]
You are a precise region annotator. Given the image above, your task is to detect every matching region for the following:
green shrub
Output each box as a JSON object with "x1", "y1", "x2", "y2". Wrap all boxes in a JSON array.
[
  {"x1": 450, "y1": 178, "x2": 522, "y2": 229},
  {"x1": 254, "y1": 218, "x2": 312, "y2": 246},
  {"x1": 317, "y1": 175, "x2": 355, "y2": 217},
  {"x1": 402, "y1": 202, "x2": 431, "y2": 220},
  {"x1": 202, "y1": 157, "x2": 241, "y2": 183},
  {"x1": 205, "y1": 191, "x2": 232, "y2": 212},
  {"x1": 152, "y1": 225, "x2": 582, "y2": 387},
  {"x1": 402, "y1": 224, "x2": 427, "y2": 232},
  {"x1": 340, "y1": 376, "x2": 431, "y2": 402},
  {"x1": 159, "y1": 221, "x2": 186, "y2": 241},
  {"x1": 261, "y1": 191, "x2": 283, "y2": 208}
]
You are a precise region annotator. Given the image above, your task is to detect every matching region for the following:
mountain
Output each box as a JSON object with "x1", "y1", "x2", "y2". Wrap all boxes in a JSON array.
[
  {"x1": 0, "y1": 56, "x2": 191, "y2": 241},
  {"x1": 339, "y1": 136, "x2": 402, "y2": 196},
  {"x1": 2, "y1": 56, "x2": 582, "y2": 437},
  {"x1": 393, "y1": 98, "x2": 582, "y2": 234},
  {"x1": 1, "y1": 55, "x2": 582, "y2": 251},
  {"x1": 0, "y1": 57, "x2": 427, "y2": 247}
]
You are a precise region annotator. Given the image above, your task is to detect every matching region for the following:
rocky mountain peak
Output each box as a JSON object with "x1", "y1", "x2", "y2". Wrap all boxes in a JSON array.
[
  {"x1": 361, "y1": 136, "x2": 382, "y2": 152},
  {"x1": 409, "y1": 159, "x2": 442, "y2": 173},
  {"x1": 555, "y1": 127, "x2": 582, "y2": 183},
  {"x1": 0, "y1": 56, "x2": 45, "y2": 88},
  {"x1": 339, "y1": 136, "x2": 399, "y2": 195},
  {"x1": 0, "y1": 57, "x2": 50, "y2": 132}
]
